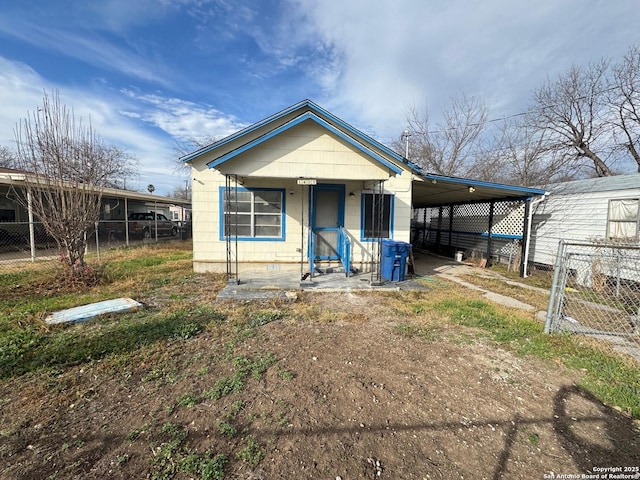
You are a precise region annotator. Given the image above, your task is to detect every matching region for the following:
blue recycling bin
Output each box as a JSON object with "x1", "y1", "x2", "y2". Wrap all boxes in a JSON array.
[{"x1": 381, "y1": 240, "x2": 411, "y2": 281}]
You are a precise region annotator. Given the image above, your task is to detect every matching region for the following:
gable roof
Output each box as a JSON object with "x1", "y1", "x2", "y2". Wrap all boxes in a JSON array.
[{"x1": 180, "y1": 99, "x2": 421, "y2": 176}]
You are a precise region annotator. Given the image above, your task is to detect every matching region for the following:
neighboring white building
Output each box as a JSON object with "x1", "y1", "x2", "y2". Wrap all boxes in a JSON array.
[
  {"x1": 530, "y1": 173, "x2": 640, "y2": 267},
  {"x1": 169, "y1": 204, "x2": 191, "y2": 223}
]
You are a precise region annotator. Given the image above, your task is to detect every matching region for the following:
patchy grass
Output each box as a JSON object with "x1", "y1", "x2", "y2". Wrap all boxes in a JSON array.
[
  {"x1": 0, "y1": 243, "x2": 638, "y2": 479},
  {"x1": 489, "y1": 263, "x2": 554, "y2": 290},
  {"x1": 0, "y1": 242, "x2": 226, "y2": 379},
  {"x1": 458, "y1": 273, "x2": 550, "y2": 311},
  {"x1": 432, "y1": 297, "x2": 640, "y2": 417}
]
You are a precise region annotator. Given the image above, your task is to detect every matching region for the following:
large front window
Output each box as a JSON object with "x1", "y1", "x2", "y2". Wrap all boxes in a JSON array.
[
  {"x1": 607, "y1": 198, "x2": 639, "y2": 240},
  {"x1": 361, "y1": 193, "x2": 394, "y2": 240},
  {"x1": 221, "y1": 188, "x2": 285, "y2": 240}
]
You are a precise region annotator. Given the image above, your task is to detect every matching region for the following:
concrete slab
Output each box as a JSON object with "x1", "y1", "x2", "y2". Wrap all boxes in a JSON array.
[
  {"x1": 45, "y1": 298, "x2": 142, "y2": 325},
  {"x1": 215, "y1": 270, "x2": 429, "y2": 301},
  {"x1": 436, "y1": 272, "x2": 536, "y2": 311}
]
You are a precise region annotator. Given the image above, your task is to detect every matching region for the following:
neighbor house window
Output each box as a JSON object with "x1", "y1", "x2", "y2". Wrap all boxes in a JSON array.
[
  {"x1": 220, "y1": 187, "x2": 285, "y2": 240},
  {"x1": 361, "y1": 193, "x2": 394, "y2": 240},
  {"x1": 607, "y1": 199, "x2": 639, "y2": 240}
]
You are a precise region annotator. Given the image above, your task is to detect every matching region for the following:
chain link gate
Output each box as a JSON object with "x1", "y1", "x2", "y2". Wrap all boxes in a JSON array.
[{"x1": 544, "y1": 240, "x2": 640, "y2": 361}]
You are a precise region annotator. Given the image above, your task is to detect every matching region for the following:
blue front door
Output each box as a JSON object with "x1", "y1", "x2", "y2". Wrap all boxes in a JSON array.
[{"x1": 311, "y1": 184, "x2": 345, "y2": 261}]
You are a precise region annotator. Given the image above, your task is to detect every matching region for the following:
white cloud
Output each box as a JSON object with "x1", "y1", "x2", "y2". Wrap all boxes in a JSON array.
[
  {"x1": 275, "y1": 0, "x2": 640, "y2": 141},
  {"x1": 0, "y1": 16, "x2": 173, "y2": 87},
  {"x1": 0, "y1": 57, "x2": 181, "y2": 195},
  {"x1": 119, "y1": 90, "x2": 247, "y2": 143}
]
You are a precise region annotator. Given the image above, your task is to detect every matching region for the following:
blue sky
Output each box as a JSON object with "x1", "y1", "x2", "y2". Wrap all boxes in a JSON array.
[{"x1": 0, "y1": 0, "x2": 638, "y2": 195}]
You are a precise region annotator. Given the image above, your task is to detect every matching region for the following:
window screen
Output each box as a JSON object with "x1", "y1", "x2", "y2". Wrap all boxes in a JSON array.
[
  {"x1": 362, "y1": 193, "x2": 393, "y2": 239},
  {"x1": 222, "y1": 189, "x2": 284, "y2": 239}
]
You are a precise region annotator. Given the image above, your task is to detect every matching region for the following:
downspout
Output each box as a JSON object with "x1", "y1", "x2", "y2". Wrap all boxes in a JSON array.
[
  {"x1": 436, "y1": 206, "x2": 443, "y2": 253},
  {"x1": 521, "y1": 194, "x2": 547, "y2": 278}
]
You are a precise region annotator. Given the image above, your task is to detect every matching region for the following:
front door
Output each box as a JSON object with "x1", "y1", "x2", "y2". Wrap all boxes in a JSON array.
[{"x1": 311, "y1": 184, "x2": 345, "y2": 262}]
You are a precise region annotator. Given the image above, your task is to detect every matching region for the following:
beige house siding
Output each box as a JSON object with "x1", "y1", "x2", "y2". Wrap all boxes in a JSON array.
[
  {"x1": 190, "y1": 122, "x2": 414, "y2": 274},
  {"x1": 215, "y1": 122, "x2": 391, "y2": 180}
]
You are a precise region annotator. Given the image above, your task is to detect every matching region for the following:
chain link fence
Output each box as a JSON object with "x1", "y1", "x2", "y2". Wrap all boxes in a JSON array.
[
  {"x1": 0, "y1": 220, "x2": 192, "y2": 273},
  {"x1": 545, "y1": 240, "x2": 640, "y2": 361}
]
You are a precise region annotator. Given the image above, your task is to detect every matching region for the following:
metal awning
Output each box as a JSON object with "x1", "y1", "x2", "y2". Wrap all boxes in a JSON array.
[{"x1": 412, "y1": 173, "x2": 547, "y2": 208}]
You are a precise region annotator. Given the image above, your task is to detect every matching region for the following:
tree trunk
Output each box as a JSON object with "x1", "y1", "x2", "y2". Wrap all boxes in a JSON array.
[
  {"x1": 580, "y1": 146, "x2": 612, "y2": 176},
  {"x1": 626, "y1": 143, "x2": 640, "y2": 172}
]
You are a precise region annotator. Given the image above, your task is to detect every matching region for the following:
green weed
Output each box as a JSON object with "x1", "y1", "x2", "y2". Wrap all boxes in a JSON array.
[
  {"x1": 176, "y1": 392, "x2": 199, "y2": 408},
  {"x1": 151, "y1": 422, "x2": 227, "y2": 480},
  {"x1": 248, "y1": 310, "x2": 282, "y2": 327},
  {"x1": 216, "y1": 421, "x2": 237, "y2": 438},
  {"x1": 227, "y1": 400, "x2": 245, "y2": 419},
  {"x1": 276, "y1": 366, "x2": 294, "y2": 381},
  {"x1": 126, "y1": 424, "x2": 148, "y2": 441},
  {"x1": 205, "y1": 376, "x2": 245, "y2": 400},
  {"x1": 235, "y1": 434, "x2": 265, "y2": 467},
  {"x1": 204, "y1": 353, "x2": 276, "y2": 401},
  {"x1": 394, "y1": 323, "x2": 437, "y2": 342},
  {"x1": 180, "y1": 452, "x2": 227, "y2": 480}
]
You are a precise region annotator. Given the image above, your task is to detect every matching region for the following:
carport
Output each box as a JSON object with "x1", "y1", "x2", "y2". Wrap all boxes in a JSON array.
[
  {"x1": 410, "y1": 173, "x2": 547, "y2": 277},
  {"x1": 0, "y1": 167, "x2": 191, "y2": 263}
]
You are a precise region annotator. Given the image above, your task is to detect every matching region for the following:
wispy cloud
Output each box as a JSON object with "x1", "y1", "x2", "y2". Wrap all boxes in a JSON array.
[
  {"x1": 0, "y1": 57, "x2": 181, "y2": 194},
  {"x1": 274, "y1": 0, "x2": 640, "y2": 141},
  {"x1": 0, "y1": 17, "x2": 173, "y2": 87},
  {"x1": 119, "y1": 90, "x2": 247, "y2": 143}
]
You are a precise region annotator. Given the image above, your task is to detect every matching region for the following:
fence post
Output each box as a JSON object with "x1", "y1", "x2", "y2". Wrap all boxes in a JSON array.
[
  {"x1": 486, "y1": 200, "x2": 495, "y2": 266},
  {"x1": 544, "y1": 240, "x2": 565, "y2": 334},
  {"x1": 27, "y1": 190, "x2": 36, "y2": 262},
  {"x1": 95, "y1": 221, "x2": 100, "y2": 262}
]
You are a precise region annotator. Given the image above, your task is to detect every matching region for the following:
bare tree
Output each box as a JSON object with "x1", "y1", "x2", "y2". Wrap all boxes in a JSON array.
[
  {"x1": 398, "y1": 94, "x2": 489, "y2": 176},
  {"x1": 472, "y1": 116, "x2": 581, "y2": 186},
  {"x1": 530, "y1": 61, "x2": 614, "y2": 177},
  {"x1": 169, "y1": 181, "x2": 191, "y2": 201},
  {"x1": 0, "y1": 146, "x2": 16, "y2": 168},
  {"x1": 607, "y1": 45, "x2": 640, "y2": 172},
  {"x1": 12, "y1": 91, "x2": 133, "y2": 277}
]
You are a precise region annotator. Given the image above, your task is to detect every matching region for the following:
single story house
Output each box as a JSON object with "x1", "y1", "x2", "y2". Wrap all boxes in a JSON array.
[{"x1": 182, "y1": 100, "x2": 546, "y2": 280}]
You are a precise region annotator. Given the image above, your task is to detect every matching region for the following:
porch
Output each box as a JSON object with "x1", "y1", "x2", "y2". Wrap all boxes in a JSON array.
[{"x1": 215, "y1": 249, "x2": 462, "y2": 300}]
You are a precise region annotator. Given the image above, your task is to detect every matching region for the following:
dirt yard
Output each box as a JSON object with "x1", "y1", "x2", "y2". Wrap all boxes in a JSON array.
[{"x1": 1, "y1": 277, "x2": 639, "y2": 479}]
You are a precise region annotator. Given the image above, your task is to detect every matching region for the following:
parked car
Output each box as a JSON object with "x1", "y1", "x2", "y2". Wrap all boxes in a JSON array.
[
  {"x1": 128, "y1": 212, "x2": 177, "y2": 239},
  {"x1": 175, "y1": 220, "x2": 192, "y2": 239}
]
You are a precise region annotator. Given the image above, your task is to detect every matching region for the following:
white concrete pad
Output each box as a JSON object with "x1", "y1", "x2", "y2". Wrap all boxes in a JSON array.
[{"x1": 45, "y1": 298, "x2": 142, "y2": 325}]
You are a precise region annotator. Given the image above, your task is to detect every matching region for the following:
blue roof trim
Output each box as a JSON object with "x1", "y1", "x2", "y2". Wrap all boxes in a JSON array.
[
  {"x1": 180, "y1": 99, "x2": 419, "y2": 174},
  {"x1": 423, "y1": 173, "x2": 547, "y2": 196},
  {"x1": 207, "y1": 111, "x2": 404, "y2": 175}
]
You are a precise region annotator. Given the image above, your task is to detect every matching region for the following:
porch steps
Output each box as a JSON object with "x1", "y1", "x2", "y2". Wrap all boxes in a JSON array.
[{"x1": 314, "y1": 266, "x2": 346, "y2": 275}]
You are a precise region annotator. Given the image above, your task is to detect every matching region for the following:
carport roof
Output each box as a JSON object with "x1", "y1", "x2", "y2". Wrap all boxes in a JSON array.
[
  {"x1": 0, "y1": 167, "x2": 189, "y2": 206},
  {"x1": 412, "y1": 173, "x2": 547, "y2": 208}
]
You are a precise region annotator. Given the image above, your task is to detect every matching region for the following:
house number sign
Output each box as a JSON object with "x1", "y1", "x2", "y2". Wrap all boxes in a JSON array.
[{"x1": 297, "y1": 179, "x2": 317, "y2": 185}]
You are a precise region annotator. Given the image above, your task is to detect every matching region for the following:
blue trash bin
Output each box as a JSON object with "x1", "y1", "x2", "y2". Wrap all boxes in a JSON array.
[{"x1": 380, "y1": 240, "x2": 411, "y2": 281}]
